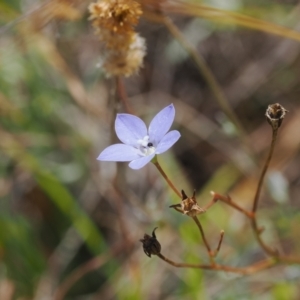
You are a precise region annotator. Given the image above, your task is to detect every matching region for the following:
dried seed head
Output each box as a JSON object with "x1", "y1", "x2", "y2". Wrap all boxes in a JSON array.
[
  {"x1": 265, "y1": 103, "x2": 288, "y2": 130},
  {"x1": 103, "y1": 34, "x2": 146, "y2": 77},
  {"x1": 140, "y1": 227, "x2": 161, "y2": 257},
  {"x1": 88, "y1": 0, "x2": 146, "y2": 77},
  {"x1": 181, "y1": 190, "x2": 205, "y2": 217},
  {"x1": 99, "y1": 31, "x2": 133, "y2": 50},
  {"x1": 88, "y1": 0, "x2": 142, "y2": 34}
]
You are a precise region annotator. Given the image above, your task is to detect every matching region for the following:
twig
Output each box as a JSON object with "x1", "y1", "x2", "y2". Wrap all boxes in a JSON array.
[
  {"x1": 250, "y1": 128, "x2": 279, "y2": 256},
  {"x1": 116, "y1": 76, "x2": 134, "y2": 114},
  {"x1": 213, "y1": 230, "x2": 224, "y2": 257},
  {"x1": 157, "y1": 253, "x2": 275, "y2": 275},
  {"x1": 252, "y1": 129, "x2": 278, "y2": 213},
  {"x1": 192, "y1": 216, "x2": 214, "y2": 263},
  {"x1": 202, "y1": 194, "x2": 219, "y2": 211},
  {"x1": 211, "y1": 190, "x2": 277, "y2": 256},
  {"x1": 169, "y1": 204, "x2": 184, "y2": 214},
  {"x1": 279, "y1": 255, "x2": 300, "y2": 264},
  {"x1": 250, "y1": 104, "x2": 287, "y2": 256},
  {"x1": 211, "y1": 192, "x2": 253, "y2": 218},
  {"x1": 153, "y1": 162, "x2": 215, "y2": 261}
]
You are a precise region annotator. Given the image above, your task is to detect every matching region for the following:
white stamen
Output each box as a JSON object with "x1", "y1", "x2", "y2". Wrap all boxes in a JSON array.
[
  {"x1": 137, "y1": 135, "x2": 149, "y2": 147},
  {"x1": 137, "y1": 135, "x2": 156, "y2": 156}
]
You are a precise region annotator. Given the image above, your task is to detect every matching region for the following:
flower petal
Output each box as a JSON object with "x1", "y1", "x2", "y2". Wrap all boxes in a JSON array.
[
  {"x1": 128, "y1": 153, "x2": 155, "y2": 169},
  {"x1": 155, "y1": 130, "x2": 181, "y2": 154},
  {"x1": 148, "y1": 104, "x2": 175, "y2": 145},
  {"x1": 115, "y1": 114, "x2": 147, "y2": 146},
  {"x1": 97, "y1": 144, "x2": 140, "y2": 161}
]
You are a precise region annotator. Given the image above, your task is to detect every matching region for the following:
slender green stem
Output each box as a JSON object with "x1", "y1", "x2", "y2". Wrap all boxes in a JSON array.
[{"x1": 152, "y1": 158, "x2": 181, "y2": 198}]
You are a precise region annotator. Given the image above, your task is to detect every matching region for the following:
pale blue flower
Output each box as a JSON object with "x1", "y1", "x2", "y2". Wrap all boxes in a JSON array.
[{"x1": 98, "y1": 104, "x2": 181, "y2": 169}]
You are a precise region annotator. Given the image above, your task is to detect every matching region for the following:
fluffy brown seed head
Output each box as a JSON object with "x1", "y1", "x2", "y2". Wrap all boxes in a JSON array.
[
  {"x1": 88, "y1": 0, "x2": 145, "y2": 77},
  {"x1": 103, "y1": 34, "x2": 146, "y2": 77},
  {"x1": 89, "y1": 0, "x2": 142, "y2": 34}
]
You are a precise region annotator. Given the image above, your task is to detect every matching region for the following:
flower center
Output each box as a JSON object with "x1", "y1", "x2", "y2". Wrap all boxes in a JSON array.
[{"x1": 137, "y1": 136, "x2": 156, "y2": 156}]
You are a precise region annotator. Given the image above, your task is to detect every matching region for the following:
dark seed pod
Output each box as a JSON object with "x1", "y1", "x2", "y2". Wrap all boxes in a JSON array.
[{"x1": 140, "y1": 227, "x2": 161, "y2": 257}]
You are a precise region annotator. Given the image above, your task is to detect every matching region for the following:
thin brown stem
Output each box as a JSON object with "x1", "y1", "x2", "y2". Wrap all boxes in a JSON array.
[
  {"x1": 250, "y1": 128, "x2": 279, "y2": 256},
  {"x1": 252, "y1": 128, "x2": 278, "y2": 213},
  {"x1": 169, "y1": 204, "x2": 184, "y2": 214},
  {"x1": 192, "y1": 216, "x2": 214, "y2": 263},
  {"x1": 202, "y1": 194, "x2": 219, "y2": 211},
  {"x1": 213, "y1": 230, "x2": 225, "y2": 257},
  {"x1": 279, "y1": 255, "x2": 300, "y2": 264},
  {"x1": 251, "y1": 220, "x2": 278, "y2": 256},
  {"x1": 157, "y1": 253, "x2": 276, "y2": 275},
  {"x1": 212, "y1": 192, "x2": 253, "y2": 218},
  {"x1": 210, "y1": 125, "x2": 280, "y2": 257},
  {"x1": 116, "y1": 76, "x2": 134, "y2": 114},
  {"x1": 212, "y1": 193, "x2": 278, "y2": 256},
  {"x1": 153, "y1": 159, "x2": 181, "y2": 198}
]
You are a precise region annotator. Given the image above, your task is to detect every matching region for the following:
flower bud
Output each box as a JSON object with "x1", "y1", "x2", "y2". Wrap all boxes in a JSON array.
[
  {"x1": 265, "y1": 103, "x2": 288, "y2": 130},
  {"x1": 140, "y1": 227, "x2": 161, "y2": 257}
]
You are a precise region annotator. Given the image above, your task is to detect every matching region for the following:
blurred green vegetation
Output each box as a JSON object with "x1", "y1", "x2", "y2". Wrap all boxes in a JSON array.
[{"x1": 0, "y1": 0, "x2": 300, "y2": 299}]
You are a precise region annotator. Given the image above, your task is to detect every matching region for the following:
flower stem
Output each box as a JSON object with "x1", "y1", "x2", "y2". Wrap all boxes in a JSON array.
[
  {"x1": 252, "y1": 128, "x2": 278, "y2": 213},
  {"x1": 152, "y1": 158, "x2": 181, "y2": 198},
  {"x1": 251, "y1": 127, "x2": 279, "y2": 256},
  {"x1": 152, "y1": 159, "x2": 214, "y2": 261}
]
